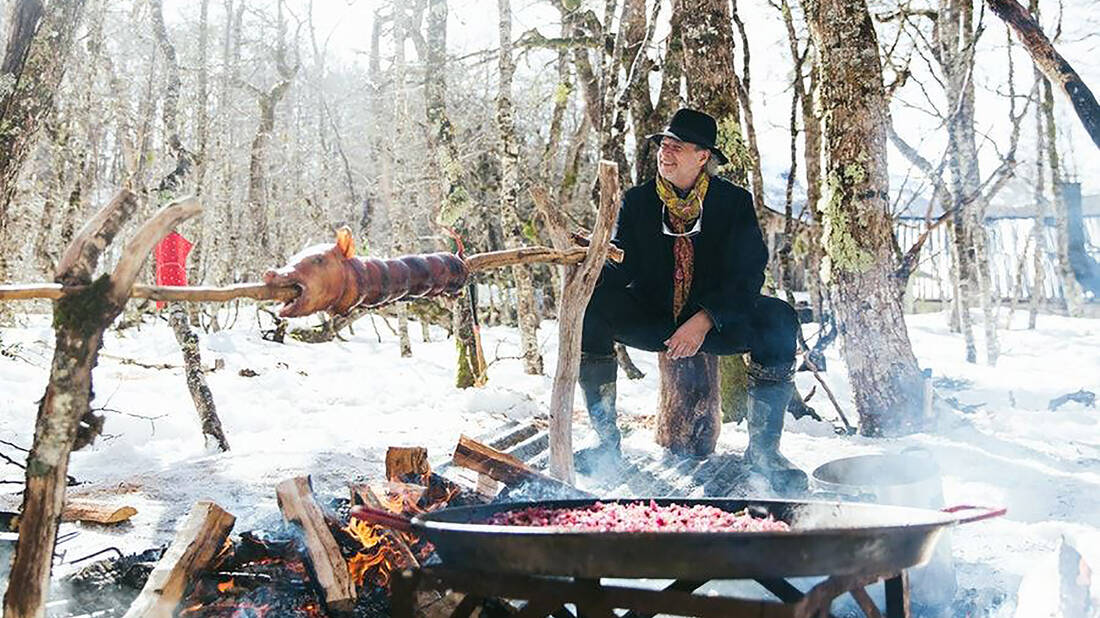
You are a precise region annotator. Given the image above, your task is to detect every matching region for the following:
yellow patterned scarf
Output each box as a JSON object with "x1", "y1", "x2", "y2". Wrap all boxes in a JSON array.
[{"x1": 656, "y1": 172, "x2": 709, "y2": 320}]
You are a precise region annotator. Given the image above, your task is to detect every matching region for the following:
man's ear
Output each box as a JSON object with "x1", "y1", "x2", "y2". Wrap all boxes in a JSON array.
[{"x1": 335, "y1": 226, "x2": 355, "y2": 259}]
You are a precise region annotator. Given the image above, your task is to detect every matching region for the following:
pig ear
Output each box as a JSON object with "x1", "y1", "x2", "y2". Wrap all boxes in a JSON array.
[{"x1": 335, "y1": 226, "x2": 355, "y2": 259}]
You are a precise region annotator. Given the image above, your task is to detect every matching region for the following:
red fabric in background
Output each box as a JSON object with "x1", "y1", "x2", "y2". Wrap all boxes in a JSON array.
[{"x1": 153, "y1": 231, "x2": 192, "y2": 309}]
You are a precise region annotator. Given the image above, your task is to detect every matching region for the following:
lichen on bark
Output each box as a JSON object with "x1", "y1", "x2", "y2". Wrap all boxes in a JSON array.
[
  {"x1": 52, "y1": 274, "x2": 112, "y2": 338},
  {"x1": 819, "y1": 168, "x2": 873, "y2": 278}
]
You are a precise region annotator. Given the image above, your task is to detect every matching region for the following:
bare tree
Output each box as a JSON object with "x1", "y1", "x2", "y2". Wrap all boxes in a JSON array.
[
  {"x1": 498, "y1": 0, "x2": 544, "y2": 375},
  {"x1": 806, "y1": 0, "x2": 928, "y2": 436},
  {"x1": 239, "y1": 0, "x2": 299, "y2": 271},
  {"x1": 0, "y1": 0, "x2": 87, "y2": 300}
]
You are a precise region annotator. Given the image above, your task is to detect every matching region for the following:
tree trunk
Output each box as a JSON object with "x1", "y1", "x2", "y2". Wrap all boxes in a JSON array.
[
  {"x1": 937, "y1": 0, "x2": 997, "y2": 365},
  {"x1": 244, "y1": 0, "x2": 297, "y2": 271},
  {"x1": 390, "y1": 2, "x2": 413, "y2": 358},
  {"x1": 169, "y1": 305, "x2": 229, "y2": 452},
  {"x1": 719, "y1": 354, "x2": 750, "y2": 423},
  {"x1": 497, "y1": 0, "x2": 543, "y2": 375},
  {"x1": 675, "y1": 0, "x2": 746, "y2": 183},
  {"x1": 424, "y1": 0, "x2": 486, "y2": 385},
  {"x1": 806, "y1": 0, "x2": 927, "y2": 436},
  {"x1": 1043, "y1": 80, "x2": 1085, "y2": 316},
  {"x1": 672, "y1": 0, "x2": 754, "y2": 424},
  {"x1": 151, "y1": 0, "x2": 228, "y2": 451},
  {"x1": 657, "y1": 353, "x2": 721, "y2": 456},
  {"x1": 0, "y1": 0, "x2": 86, "y2": 301}
]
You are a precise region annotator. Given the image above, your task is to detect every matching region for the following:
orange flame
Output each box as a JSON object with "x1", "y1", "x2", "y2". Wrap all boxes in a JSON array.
[{"x1": 217, "y1": 578, "x2": 234, "y2": 593}]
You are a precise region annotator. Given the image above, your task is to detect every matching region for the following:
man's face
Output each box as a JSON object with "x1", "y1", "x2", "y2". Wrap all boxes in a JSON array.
[{"x1": 657, "y1": 137, "x2": 710, "y2": 188}]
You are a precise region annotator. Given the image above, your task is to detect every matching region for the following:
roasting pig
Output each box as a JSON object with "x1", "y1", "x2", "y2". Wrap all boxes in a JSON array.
[{"x1": 263, "y1": 227, "x2": 468, "y2": 318}]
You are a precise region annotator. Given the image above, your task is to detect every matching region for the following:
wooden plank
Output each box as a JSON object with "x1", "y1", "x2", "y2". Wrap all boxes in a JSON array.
[
  {"x1": 850, "y1": 587, "x2": 884, "y2": 618},
  {"x1": 276, "y1": 476, "x2": 357, "y2": 613},
  {"x1": 386, "y1": 446, "x2": 430, "y2": 482},
  {"x1": 121, "y1": 501, "x2": 234, "y2": 618},
  {"x1": 61, "y1": 499, "x2": 137, "y2": 525}
]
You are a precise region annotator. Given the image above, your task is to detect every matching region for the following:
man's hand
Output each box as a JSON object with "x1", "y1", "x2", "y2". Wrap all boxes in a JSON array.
[{"x1": 664, "y1": 311, "x2": 713, "y2": 359}]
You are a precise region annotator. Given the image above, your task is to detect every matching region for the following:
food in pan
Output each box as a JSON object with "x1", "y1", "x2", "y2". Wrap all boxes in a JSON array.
[{"x1": 483, "y1": 500, "x2": 791, "y2": 532}]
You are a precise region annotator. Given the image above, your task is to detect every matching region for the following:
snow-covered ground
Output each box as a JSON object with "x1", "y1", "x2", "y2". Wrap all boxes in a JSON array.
[{"x1": 0, "y1": 307, "x2": 1097, "y2": 615}]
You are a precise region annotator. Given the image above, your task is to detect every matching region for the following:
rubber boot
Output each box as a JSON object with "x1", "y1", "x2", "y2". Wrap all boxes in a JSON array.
[
  {"x1": 744, "y1": 361, "x2": 808, "y2": 493},
  {"x1": 574, "y1": 353, "x2": 622, "y2": 475}
]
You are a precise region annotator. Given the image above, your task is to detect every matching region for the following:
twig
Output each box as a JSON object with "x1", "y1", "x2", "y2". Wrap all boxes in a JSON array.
[
  {"x1": 0, "y1": 439, "x2": 29, "y2": 453},
  {"x1": 800, "y1": 354, "x2": 856, "y2": 433},
  {"x1": 0, "y1": 451, "x2": 26, "y2": 469}
]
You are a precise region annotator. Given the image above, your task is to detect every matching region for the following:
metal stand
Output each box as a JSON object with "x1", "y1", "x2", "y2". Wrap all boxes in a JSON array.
[{"x1": 392, "y1": 566, "x2": 911, "y2": 618}]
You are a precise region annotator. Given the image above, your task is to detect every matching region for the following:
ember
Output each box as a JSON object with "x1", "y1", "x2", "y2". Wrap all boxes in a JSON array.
[
  {"x1": 177, "y1": 532, "x2": 328, "y2": 618},
  {"x1": 484, "y1": 500, "x2": 792, "y2": 532}
]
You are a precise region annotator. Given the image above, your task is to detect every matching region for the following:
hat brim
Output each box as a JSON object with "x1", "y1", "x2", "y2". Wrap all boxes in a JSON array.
[{"x1": 646, "y1": 131, "x2": 730, "y2": 166}]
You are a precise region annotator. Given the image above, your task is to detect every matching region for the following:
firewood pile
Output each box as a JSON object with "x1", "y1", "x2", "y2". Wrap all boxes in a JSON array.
[{"x1": 41, "y1": 433, "x2": 561, "y2": 618}]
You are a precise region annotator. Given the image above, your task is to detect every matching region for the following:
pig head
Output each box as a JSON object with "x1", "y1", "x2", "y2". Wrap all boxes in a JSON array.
[{"x1": 263, "y1": 227, "x2": 469, "y2": 318}]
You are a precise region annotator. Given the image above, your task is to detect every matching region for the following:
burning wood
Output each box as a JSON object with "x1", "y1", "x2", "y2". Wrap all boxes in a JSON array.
[
  {"x1": 348, "y1": 484, "x2": 421, "y2": 578},
  {"x1": 176, "y1": 532, "x2": 331, "y2": 618},
  {"x1": 275, "y1": 476, "x2": 357, "y2": 613},
  {"x1": 121, "y1": 500, "x2": 235, "y2": 618}
]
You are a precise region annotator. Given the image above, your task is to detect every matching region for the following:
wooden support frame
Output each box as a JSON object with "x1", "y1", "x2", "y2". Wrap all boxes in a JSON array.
[{"x1": 391, "y1": 567, "x2": 911, "y2": 618}]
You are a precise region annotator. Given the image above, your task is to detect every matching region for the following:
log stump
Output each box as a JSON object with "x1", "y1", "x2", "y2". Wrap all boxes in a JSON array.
[{"x1": 656, "y1": 352, "x2": 721, "y2": 457}]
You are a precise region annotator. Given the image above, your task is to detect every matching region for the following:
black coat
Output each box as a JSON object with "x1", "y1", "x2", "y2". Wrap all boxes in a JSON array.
[{"x1": 608, "y1": 176, "x2": 768, "y2": 332}]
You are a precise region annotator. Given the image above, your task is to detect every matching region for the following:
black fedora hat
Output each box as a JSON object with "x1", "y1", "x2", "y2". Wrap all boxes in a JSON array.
[{"x1": 646, "y1": 108, "x2": 729, "y2": 166}]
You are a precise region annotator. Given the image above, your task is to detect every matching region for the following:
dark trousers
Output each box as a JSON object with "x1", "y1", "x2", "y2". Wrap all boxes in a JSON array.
[{"x1": 580, "y1": 273, "x2": 800, "y2": 369}]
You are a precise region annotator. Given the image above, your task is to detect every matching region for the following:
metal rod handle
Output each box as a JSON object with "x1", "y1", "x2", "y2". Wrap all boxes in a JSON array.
[
  {"x1": 348, "y1": 505, "x2": 414, "y2": 533},
  {"x1": 941, "y1": 504, "x2": 1007, "y2": 524}
]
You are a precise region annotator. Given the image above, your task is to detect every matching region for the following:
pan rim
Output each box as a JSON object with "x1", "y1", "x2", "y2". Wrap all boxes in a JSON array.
[{"x1": 411, "y1": 496, "x2": 961, "y2": 538}]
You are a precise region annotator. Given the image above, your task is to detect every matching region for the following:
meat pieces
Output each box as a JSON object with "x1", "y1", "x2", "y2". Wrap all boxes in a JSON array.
[{"x1": 484, "y1": 500, "x2": 791, "y2": 533}]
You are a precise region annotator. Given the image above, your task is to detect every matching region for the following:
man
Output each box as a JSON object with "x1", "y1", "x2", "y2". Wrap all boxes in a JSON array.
[{"x1": 578, "y1": 108, "x2": 807, "y2": 492}]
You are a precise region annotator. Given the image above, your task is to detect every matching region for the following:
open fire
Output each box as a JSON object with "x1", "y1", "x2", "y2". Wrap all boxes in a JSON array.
[{"x1": 171, "y1": 474, "x2": 465, "y2": 617}]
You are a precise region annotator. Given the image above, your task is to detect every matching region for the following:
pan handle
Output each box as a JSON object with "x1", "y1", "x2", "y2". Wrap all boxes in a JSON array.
[
  {"x1": 941, "y1": 504, "x2": 1007, "y2": 524},
  {"x1": 349, "y1": 505, "x2": 415, "y2": 533}
]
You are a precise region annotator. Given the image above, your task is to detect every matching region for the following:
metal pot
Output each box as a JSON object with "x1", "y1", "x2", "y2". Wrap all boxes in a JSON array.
[{"x1": 812, "y1": 448, "x2": 956, "y2": 610}]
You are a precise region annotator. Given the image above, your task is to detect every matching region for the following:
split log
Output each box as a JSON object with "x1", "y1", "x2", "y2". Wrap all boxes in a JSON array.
[
  {"x1": 452, "y1": 435, "x2": 590, "y2": 497},
  {"x1": 121, "y1": 501, "x2": 235, "y2": 618},
  {"x1": 61, "y1": 499, "x2": 138, "y2": 525},
  {"x1": 276, "y1": 476, "x2": 357, "y2": 613},
  {"x1": 385, "y1": 446, "x2": 430, "y2": 482},
  {"x1": 656, "y1": 352, "x2": 721, "y2": 457},
  {"x1": 529, "y1": 161, "x2": 621, "y2": 483},
  {"x1": 4, "y1": 192, "x2": 199, "y2": 618}
]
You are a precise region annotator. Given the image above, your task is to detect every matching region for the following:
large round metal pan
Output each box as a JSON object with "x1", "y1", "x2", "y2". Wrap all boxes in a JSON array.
[{"x1": 403, "y1": 498, "x2": 997, "y2": 580}]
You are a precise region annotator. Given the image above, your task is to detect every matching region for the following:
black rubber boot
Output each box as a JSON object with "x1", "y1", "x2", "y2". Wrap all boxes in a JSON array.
[
  {"x1": 575, "y1": 353, "x2": 623, "y2": 475},
  {"x1": 744, "y1": 361, "x2": 808, "y2": 494}
]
